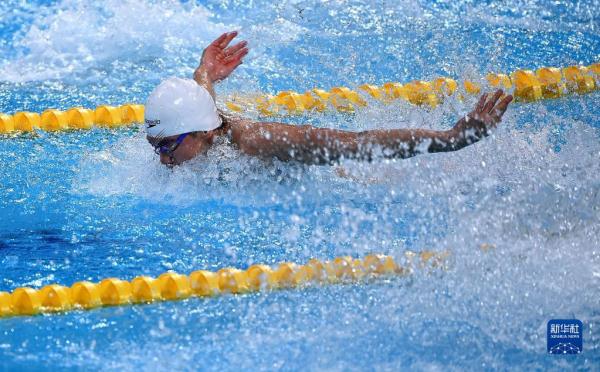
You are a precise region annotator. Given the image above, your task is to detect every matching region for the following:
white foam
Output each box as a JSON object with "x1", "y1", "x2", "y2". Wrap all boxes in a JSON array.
[
  {"x1": 0, "y1": 0, "x2": 229, "y2": 83},
  {"x1": 4, "y1": 0, "x2": 595, "y2": 85}
]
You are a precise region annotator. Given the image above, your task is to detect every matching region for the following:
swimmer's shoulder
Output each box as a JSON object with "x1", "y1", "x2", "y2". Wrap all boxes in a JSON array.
[
  {"x1": 229, "y1": 118, "x2": 254, "y2": 139},
  {"x1": 228, "y1": 118, "x2": 262, "y2": 154}
]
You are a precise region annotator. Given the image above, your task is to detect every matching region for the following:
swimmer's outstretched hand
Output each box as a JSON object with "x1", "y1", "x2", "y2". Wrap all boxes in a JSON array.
[
  {"x1": 196, "y1": 31, "x2": 249, "y2": 83},
  {"x1": 450, "y1": 89, "x2": 513, "y2": 145}
]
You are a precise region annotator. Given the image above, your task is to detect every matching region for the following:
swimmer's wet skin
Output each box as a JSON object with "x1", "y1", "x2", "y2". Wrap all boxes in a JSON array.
[{"x1": 146, "y1": 31, "x2": 513, "y2": 167}]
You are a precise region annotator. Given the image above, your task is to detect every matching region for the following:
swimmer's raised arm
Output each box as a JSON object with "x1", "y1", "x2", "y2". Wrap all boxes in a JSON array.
[
  {"x1": 228, "y1": 90, "x2": 513, "y2": 165},
  {"x1": 193, "y1": 31, "x2": 248, "y2": 99}
]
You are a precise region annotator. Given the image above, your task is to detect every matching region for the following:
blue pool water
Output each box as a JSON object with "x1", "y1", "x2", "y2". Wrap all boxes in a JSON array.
[{"x1": 1, "y1": 0, "x2": 599, "y2": 370}]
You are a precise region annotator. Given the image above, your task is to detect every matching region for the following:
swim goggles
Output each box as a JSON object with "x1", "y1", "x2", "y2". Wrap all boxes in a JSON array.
[{"x1": 153, "y1": 132, "x2": 190, "y2": 157}]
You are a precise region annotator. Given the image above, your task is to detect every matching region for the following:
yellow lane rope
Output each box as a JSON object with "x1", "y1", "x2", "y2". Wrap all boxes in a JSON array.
[
  {"x1": 0, "y1": 63, "x2": 597, "y2": 134},
  {"x1": 0, "y1": 251, "x2": 446, "y2": 318}
]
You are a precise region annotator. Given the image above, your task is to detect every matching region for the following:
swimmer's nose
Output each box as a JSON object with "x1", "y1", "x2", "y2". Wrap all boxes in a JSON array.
[{"x1": 160, "y1": 153, "x2": 176, "y2": 167}]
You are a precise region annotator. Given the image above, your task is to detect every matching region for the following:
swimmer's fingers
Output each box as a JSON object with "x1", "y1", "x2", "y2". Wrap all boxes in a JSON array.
[
  {"x1": 483, "y1": 90, "x2": 504, "y2": 113},
  {"x1": 225, "y1": 57, "x2": 244, "y2": 72},
  {"x1": 491, "y1": 95, "x2": 513, "y2": 122},
  {"x1": 223, "y1": 41, "x2": 248, "y2": 57},
  {"x1": 210, "y1": 32, "x2": 229, "y2": 47},
  {"x1": 223, "y1": 47, "x2": 249, "y2": 64},
  {"x1": 218, "y1": 31, "x2": 239, "y2": 49},
  {"x1": 475, "y1": 93, "x2": 487, "y2": 113}
]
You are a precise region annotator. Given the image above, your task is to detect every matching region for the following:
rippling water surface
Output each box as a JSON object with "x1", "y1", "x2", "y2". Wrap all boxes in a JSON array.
[{"x1": 1, "y1": 0, "x2": 599, "y2": 370}]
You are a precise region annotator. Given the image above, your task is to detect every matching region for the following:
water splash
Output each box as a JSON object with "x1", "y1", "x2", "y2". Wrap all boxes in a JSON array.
[
  {"x1": 1, "y1": 0, "x2": 599, "y2": 369},
  {"x1": 0, "y1": 0, "x2": 227, "y2": 83}
]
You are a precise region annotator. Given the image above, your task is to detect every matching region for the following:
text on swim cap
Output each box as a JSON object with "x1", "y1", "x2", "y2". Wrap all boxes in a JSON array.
[{"x1": 145, "y1": 119, "x2": 160, "y2": 128}]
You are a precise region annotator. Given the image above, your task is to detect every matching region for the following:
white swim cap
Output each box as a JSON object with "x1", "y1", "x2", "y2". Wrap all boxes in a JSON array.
[{"x1": 144, "y1": 77, "x2": 221, "y2": 137}]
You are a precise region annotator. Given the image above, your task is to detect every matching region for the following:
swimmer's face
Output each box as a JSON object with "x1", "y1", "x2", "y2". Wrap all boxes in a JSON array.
[{"x1": 148, "y1": 131, "x2": 215, "y2": 167}]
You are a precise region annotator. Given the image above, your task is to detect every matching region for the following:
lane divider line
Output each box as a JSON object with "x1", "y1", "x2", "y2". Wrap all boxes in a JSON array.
[
  {"x1": 0, "y1": 251, "x2": 447, "y2": 318},
  {"x1": 0, "y1": 63, "x2": 597, "y2": 134}
]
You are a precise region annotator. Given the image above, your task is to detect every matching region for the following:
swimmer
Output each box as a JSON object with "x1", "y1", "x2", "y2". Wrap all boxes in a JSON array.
[{"x1": 146, "y1": 31, "x2": 513, "y2": 167}]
